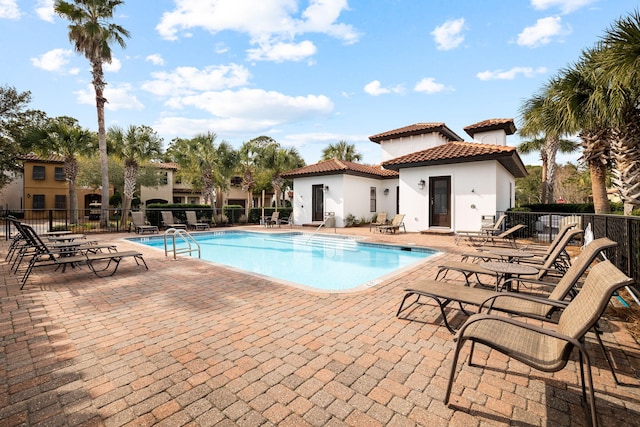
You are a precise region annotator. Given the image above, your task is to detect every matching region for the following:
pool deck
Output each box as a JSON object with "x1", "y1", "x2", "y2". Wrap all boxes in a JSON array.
[{"x1": 1, "y1": 225, "x2": 639, "y2": 426}]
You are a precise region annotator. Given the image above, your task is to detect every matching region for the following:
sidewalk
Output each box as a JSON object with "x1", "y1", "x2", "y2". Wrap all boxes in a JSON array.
[{"x1": 1, "y1": 226, "x2": 639, "y2": 426}]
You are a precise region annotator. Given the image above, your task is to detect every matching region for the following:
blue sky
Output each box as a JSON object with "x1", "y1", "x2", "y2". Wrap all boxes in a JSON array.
[{"x1": 2, "y1": 0, "x2": 639, "y2": 167}]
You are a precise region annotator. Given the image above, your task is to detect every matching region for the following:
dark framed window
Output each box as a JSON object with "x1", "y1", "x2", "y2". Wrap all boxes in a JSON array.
[
  {"x1": 370, "y1": 187, "x2": 376, "y2": 212},
  {"x1": 33, "y1": 166, "x2": 45, "y2": 180},
  {"x1": 161, "y1": 172, "x2": 168, "y2": 185},
  {"x1": 33, "y1": 194, "x2": 45, "y2": 210},
  {"x1": 230, "y1": 176, "x2": 242, "y2": 187},
  {"x1": 55, "y1": 195, "x2": 66, "y2": 209},
  {"x1": 55, "y1": 167, "x2": 65, "y2": 181}
]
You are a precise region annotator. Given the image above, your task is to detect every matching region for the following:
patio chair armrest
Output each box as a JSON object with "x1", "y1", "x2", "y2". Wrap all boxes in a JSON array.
[
  {"x1": 479, "y1": 293, "x2": 570, "y2": 313},
  {"x1": 454, "y1": 313, "x2": 582, "y2": 348}
]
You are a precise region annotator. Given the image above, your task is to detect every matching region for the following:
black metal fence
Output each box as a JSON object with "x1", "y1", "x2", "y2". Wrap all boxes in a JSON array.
[{"x1": 500, "y1": 211, "x2": 639, "y2": 292}]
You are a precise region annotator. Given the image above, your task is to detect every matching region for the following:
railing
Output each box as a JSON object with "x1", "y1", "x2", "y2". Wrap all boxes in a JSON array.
[
  {"x1": 163, "y1": 228, "x2": 201, "y2": 260},
  {"x1": 306, "y1": 212, "x2": 335, "y2": 243}
]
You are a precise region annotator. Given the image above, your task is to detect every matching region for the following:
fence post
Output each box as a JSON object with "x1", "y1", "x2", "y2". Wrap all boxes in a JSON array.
[{"x1": 48, "y1": 210, "x2": 53, "y2": 232}]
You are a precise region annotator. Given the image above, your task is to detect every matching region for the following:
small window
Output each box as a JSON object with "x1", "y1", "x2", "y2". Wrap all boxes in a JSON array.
[
  {"x1": 230, "y1": 176, "x2": 242, "y2": 187},
  {"x1": 173, "y1": 197, "x2": 183, "y2": 204},
  {"x1": 55, "y1": 195, "x2": 66, "y2": 209},
  {"x1": 370, "y1": 187, "x2": 376, "y2": 212},
  {"x1": 55, "y1": 167, "x2": 65, "y2": 181},
  {"x1": 33, "y1": 194, "x2": 45, "y2": 210},
  {"x1": 161, "y1": 172, "x2": 168, "y2": 185},
  {"x1": 33, "y1": 166, "x2": 45, "y2": 180}
]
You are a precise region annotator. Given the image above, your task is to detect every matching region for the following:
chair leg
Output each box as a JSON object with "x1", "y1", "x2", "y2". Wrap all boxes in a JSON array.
[
  {"x1": 592, "y1": 323, "x2": 621, "y2": 385},
  {"x1": 445, "y1": 337, "x2": 466, "y2": 404}
]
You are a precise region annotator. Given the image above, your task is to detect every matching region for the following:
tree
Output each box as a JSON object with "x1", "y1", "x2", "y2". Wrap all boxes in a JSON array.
[
  {"x1": 596, "y1": 10, "x2": 640, "y2": 214},
  {"x1": 107, "y1": 125, "x2": 163, "y2": 227},
  {"x1": 516, "y1": 136, "x2": 578, "y2": 203},
  {"x1": 23, "y1": 116, "x2": 97, "y2": 223},
  {"x1": 167, "y1": 133, "x2": 236, "y2": 208},
  {"x1": 0, "y1": 85, "x2": 47, "y2": 189},
  {"x1": 263, "y1": 145, "x2": 305, "y2": 209},
  {"x1": 55, "y1": 0, "x2": 130, "y2": 227},
  {"x1": 515, "y1": 165, "x2": 543, "y2": 206},
  {"x1": 321, "y1": 140, "x2": 362, "y2": 162}
]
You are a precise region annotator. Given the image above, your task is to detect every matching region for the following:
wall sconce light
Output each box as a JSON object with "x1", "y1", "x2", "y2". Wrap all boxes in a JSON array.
[
  {"x1": 471, "y1": 188, "x2": 475, "y2": 193},
  {"x1": 383, "y1": 188, "x2": 389, "y2": 195},
  {"x1": 418, "y1": 180, "x2": 425, "y2": 190},
  {"x1": 324, "y1": 185, "x2": 329, "y2": 192}
]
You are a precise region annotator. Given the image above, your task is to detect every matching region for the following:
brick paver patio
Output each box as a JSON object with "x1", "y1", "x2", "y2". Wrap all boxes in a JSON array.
[{"x1": 1, "y1": 226, "x2": 639, "y2": 426}]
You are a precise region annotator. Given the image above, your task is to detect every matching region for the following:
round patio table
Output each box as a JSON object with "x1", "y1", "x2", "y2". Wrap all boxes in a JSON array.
[
  {"x1": 480, "y1": 261, "x2": 539, "y2": 291},
  {"x1": 483, "y1": 248, "x2": 536, "y2": 262}
]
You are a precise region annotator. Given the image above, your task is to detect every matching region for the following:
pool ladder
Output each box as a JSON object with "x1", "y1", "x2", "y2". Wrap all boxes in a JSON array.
[{"x1": 164, "y1": 228, "x2": 201, "y2": 260}]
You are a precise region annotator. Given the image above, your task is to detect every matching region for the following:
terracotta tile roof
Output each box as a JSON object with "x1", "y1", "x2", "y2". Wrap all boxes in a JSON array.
[
  {"x1": 18, "y1": 153, "x2": 65, "y2": 163},
  {"x1": 382, "y1": 141, "x2": 527, "y2": 178},
  {"x1": 368, "y1": 123, "x2": 464, "y2": 143},
  {"x1": 464, "y1": 118, "x2": 516, "y2": 137},
  {"x1": 281, "y1": 158, "x2": 398, "y2": 179},
  {"x1": 155, "y1": 162, "x2": 178, "y2": 170}
]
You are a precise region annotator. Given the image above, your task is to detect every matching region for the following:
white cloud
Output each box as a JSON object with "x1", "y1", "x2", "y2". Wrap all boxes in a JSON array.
[
  {"x1": 146, "y1": 54, "x2": 165, "y2": 66},
  {"x1": 170, "y1": 88, "x2": 333, "y2": 122},
  {"x1": 431, "y1": 18, "x2": 466, "y2": 51},
  {"x1": 476, "y1": 66, "x2": 548, "y2": 80},
  {"x1": 517, "y1": 16, "x2": 571, "y2": 47},
  {"x1": 35, "y1": 0, "x2": 55, "y2": 22},
  {"x1": 247, "y1": 40, "x2": 317, "y2": 62},
  {"x1": 531, "y1": 0, "x2": 596, "y2": 14},
  {"x1": 142, "y1": 64, "x2": 251, "y2": 97},
  {"x1": 30, "y1": 48, "x2": 72, "y2": 72},
  {"x1": 364, "y1": 80, "x2": 404, "y2": 96},
  {"x1": 75, "y1": 83, "x2": 144, "y2": 111},
  {"x1": 414, "y1": 77, "x2": 450, "y2": 94},
  {"x1": 0, "y1": 0, "x2": 20, "y2": 19},
  {"x1": 155, "y1": 0, "x2": 359, "y2": 62},
  {"x1": 104, "y1": 57, "x2": 122, "y2": 72}
]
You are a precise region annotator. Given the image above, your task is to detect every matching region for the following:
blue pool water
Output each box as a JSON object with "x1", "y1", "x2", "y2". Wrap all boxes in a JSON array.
[{"x1": 128, "y1": 231, "x2": 438, "y2": 291}]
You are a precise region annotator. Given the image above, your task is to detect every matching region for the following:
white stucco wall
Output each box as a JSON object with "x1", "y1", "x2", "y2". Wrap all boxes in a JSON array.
[
  {"x1": 471, "y1": 129, "x2": 507, "y2": 146},
  {"x1": 398, "y1": 161, "x2": 510, "y2": 232},
  {"x1": 379, "y1": 133, "x2": 449, "y2": 162},
  {"x1": 291, "y1": 175, "x2": 398, "y2": 227}
]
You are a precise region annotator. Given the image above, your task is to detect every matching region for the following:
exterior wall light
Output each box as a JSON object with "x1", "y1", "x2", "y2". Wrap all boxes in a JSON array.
[
  {"x1": 324, "y1": 185, "x2": 329, "y2": 192},
  {"x1": 383, "y1": 188, "x2": 389, "y2": 195},
  {"x1": 418, "y1": 180, "x2": 426, "y2": 190}
]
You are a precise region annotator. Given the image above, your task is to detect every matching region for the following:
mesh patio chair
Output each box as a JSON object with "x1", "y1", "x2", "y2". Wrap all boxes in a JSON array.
[{"x1": 444, "y1": 260, "x2": 633, "y2": 427}]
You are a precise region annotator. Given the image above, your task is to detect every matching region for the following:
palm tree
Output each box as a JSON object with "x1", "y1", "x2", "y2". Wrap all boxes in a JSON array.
[
  {"x1": 55, "y1": 0, "x2": 130, "y2": 227},
  {"x1": 545, "y1": 51, "x2": 613, "y2": 213},
  {"x1": 321, "y1": 140, "x2": 362, "y2": 162},
  {"x1": 596, "y1": 10, "x2": 640, "y2": 214},
  {"x1": 266, "y1": 146, "x2": 305, "y2": 209},
  {"x1": 24, "y1": 116, "x2": 97, "y2": 223},
  {"x1": 107, "y1": 125, "x2": 163, "y2": 227},
  {"x1": 167, "y1": 133, "x2": 235, "y2": 208},
  {"x1": 517, "y1": 136, "x2": 578, "y2": 203}
]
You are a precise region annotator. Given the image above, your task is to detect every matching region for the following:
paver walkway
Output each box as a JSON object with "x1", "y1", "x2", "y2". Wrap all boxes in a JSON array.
[{"x1": 1, "y1": 226, "x2": 639, "y2": 426}]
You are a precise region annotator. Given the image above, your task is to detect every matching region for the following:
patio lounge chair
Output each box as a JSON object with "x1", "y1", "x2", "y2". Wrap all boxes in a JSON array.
[
  {"x1": 444, "y1": 259, "x2": 633, "y2": 427},
  {"x1": 131, "y1": 212, "x2": 159, "y2": 234},
  {"x1": 369, "y1": 212, "x2": 388, "y2": 232},
  {"x1": 474, "y1": 223, "x2": 526, "y2": 248},
  {"x1": 186, "y1": 211, "x2": 210, "y2": 230},
  {"x1": 377, "y1": 214, "x2": 405, "y2": 234},
  {"x1": 11, "y1": 220, "x2": 147, "y2": 289},
  {"x1": 436, "y1": 228, "x2": 584, "y2": 287},
  {"x1": 461, "y1": 223, "x2": 580, "y2": 270},
  {"x1": 454, "y1": 214, "x2": 506, "y2": 245},
  {"x1": 264, "y1": 211, "x2": 280, "y2": 228},
  {"x1": 161, "y1": 211, "x2": 187, "y2": 230},
  {"x1": 398, "y1": 237, "x2": 617, "y2": 332}
]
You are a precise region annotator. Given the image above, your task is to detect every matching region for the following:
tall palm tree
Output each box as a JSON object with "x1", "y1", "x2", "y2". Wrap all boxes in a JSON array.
[
  {"x1": 55, "y1": 0, "x2": 130, "y2": 227},
  {"x1": 545, "y1": 51, "x2": 613, "y2": 213},
  {"x1": 321, "y1": 140, "x2": 362, "y2": 162},
  {"x1": 107, "y1": 125, "x2": 162, "y2": 227},
  {"x1": 266, "y1": 146, "x2": 305, "y2": 209},
  {"x1": 596, "y1": 10, "x2": 640, "y2": 214},
  {"x1": 24, "y1": 116, "x2": 97, "y2": 223}
]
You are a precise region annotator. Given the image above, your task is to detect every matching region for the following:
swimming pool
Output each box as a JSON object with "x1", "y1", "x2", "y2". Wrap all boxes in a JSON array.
[{"x1": 128, "y1": 231, "x2": 439, "y2": 291}]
